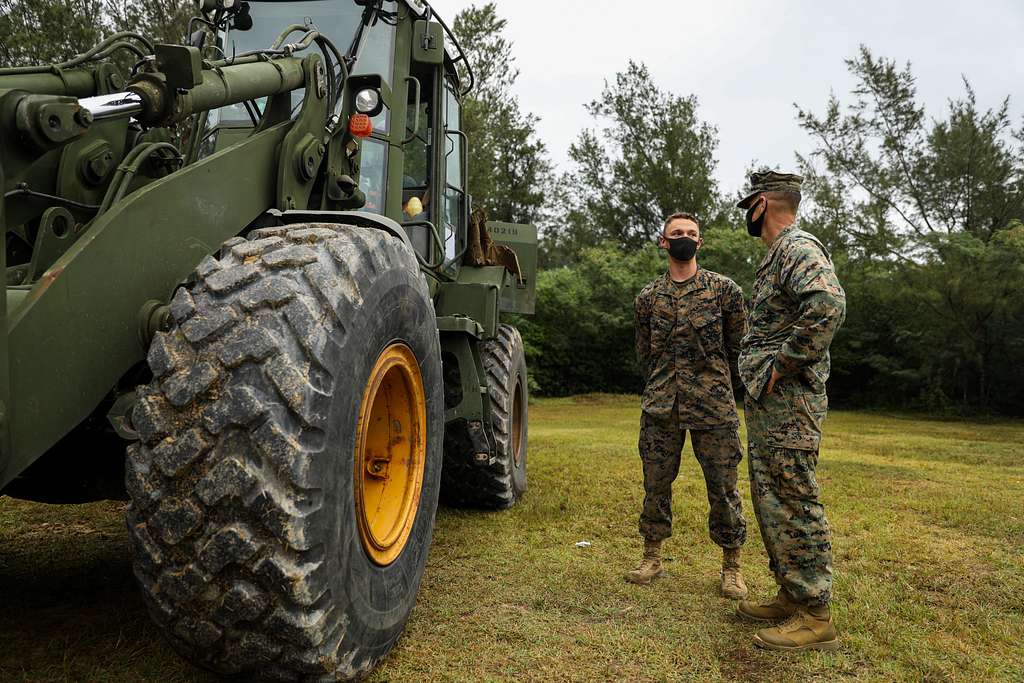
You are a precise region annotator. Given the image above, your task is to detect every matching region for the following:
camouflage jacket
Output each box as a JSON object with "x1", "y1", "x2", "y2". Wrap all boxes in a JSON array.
[
  {"x1": 739, "y1": 224, "x2": 846, "y2": 402},
  {"x1": 634, "y1": 268, "x2": 747, "y2": 428}
]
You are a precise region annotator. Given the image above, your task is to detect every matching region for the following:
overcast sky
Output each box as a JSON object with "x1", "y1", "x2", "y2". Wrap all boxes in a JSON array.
[{"x1": 427, "y1": 0, "x2": 1024, "y2": 198}]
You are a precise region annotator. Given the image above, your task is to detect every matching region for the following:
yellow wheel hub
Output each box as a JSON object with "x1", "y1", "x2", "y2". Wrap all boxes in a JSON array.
[{"x1": 354, "y1": 343, "x2": 427, "y2": 566}]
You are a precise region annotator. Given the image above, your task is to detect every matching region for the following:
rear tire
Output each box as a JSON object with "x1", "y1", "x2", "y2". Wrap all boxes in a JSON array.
[
  {"x1": 125, "y1": 224, "x2": 443, "y2": 681},
  {"x1": 441, "y1": 324, "x2": 528, "y2": 509}
]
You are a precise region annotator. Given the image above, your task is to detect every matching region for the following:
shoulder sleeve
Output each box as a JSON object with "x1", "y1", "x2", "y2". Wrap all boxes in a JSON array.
[
  {"x1": 774, "y1": 238, "x2": 847, "y2": 376},
  {"x1": 635, "y1": 283, "x2": 654, "y2": 378},
  {"x1": 720, "y1": 277, "x2": 747, "y2": 391},
  {"x1": 779, "y1": 237, "x2": 844, "y2": 301}
]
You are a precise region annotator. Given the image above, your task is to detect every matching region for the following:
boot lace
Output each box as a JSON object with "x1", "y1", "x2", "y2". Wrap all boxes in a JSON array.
[
  {"x1": 777, "y1": 611, "x2": 807, "y2": 633},
  {"x1": 636, "y1": 557, "x2": 660, "y2": 572}
]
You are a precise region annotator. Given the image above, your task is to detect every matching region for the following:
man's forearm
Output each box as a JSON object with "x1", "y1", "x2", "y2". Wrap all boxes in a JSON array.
[
  {"x1": 773, "y1": 291, "x2": 846, "y2": 376},
  {"x1": 724, "y1": 315, "x2": 745, "y2": 392}
]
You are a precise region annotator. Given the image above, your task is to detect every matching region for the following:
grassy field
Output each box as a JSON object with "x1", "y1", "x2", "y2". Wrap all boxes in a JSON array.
[{"x1": 1, "y1": 396, "x2": 1022, "y2": 682}]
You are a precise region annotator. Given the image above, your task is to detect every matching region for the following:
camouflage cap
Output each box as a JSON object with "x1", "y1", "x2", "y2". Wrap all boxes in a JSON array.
[{"x1": 736, "y1": 170, "x2": 804, "y2": 209}]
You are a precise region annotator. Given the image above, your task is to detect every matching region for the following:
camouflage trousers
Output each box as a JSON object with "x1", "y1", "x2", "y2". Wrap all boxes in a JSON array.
[
  {"x1": 637, "y1": 407, "x2": 746, "y2": 548},
  {"x1": 745, "y1": 391, "x2": 833, "y2": 607}
]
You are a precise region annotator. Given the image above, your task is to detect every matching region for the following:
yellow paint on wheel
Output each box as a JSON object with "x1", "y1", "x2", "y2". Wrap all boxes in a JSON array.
[{"x1": 354, "y1": 343, "x2": 427, "y2": 566}]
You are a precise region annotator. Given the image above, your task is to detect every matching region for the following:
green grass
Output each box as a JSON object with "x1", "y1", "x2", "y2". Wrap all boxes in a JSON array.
[{"x1": 1, "y1": 396, "x2": 1022, "y2": 682}]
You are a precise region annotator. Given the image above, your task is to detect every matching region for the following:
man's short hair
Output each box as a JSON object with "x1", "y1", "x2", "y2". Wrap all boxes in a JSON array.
[
  {"x1": 663, "y1": 211, "x2": 701, "y2": 234},
  {"x1": 766, "y1": 191, "x2": 801, "y2": 213}
]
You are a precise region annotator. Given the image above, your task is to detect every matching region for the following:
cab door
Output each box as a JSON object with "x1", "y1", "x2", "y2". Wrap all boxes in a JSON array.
[{"x1": 393, "y1": 17, "x2": 467, "y2": 275}]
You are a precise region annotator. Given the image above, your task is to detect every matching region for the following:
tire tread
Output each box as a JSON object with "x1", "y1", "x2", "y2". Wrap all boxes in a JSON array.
[
  {"x1": 441, "y1": 324, "x2": 528, "y2": 509},
  {"x1": 127, "y1": 223, "x2": 421, "y2": 681}
]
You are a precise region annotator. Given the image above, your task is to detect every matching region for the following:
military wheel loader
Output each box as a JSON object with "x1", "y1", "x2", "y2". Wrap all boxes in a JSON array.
[{"x1": 0, "y1": 0, "x2": 536, "y2": 679}]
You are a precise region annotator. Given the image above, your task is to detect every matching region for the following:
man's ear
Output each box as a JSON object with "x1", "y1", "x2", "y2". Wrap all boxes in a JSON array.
[{"x1": 756, "y1": 196, "x2": 768, "y2": 219}]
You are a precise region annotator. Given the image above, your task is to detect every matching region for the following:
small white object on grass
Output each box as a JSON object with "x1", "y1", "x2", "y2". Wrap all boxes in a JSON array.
[{"x1": 575, "y1": 541, "x2": 592, "y2": 548}]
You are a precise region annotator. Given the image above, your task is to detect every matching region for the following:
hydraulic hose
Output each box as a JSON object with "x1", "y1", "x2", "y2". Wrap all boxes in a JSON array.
[{"x1": 97, "y1": 142, "x2": 181, "y2": 215}]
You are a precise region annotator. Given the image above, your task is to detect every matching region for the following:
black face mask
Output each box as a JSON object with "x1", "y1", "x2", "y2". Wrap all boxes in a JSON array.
[
  {"x1": 666, "y1": 236, "x2": 699, "y2": 262},
  {"x1": 746, "y1": 199, "x2": 766, "y2": 237}
]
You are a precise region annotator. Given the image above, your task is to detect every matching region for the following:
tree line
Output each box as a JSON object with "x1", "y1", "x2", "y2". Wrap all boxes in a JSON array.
[
  {"x1": 0, "y1": 0, "x2": 191, "y2": 64},
  {"x1": 4, "y1": 2, "x2": 1021, "y2": 414},
  {"x1": 454, "y1": 5, "x2": 1024, "y2": 416}
]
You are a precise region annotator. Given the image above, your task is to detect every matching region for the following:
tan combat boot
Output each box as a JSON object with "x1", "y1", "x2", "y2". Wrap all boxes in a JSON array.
[
  {"x1": 736, "y1": 587, "x2": 799, "y2": 622},
  {"x1": 625, "y1": 539, "x2": 665, "y2": 585},
  {"x1": 720, "y1": 548, "x2": 748, "y2": 599},
  {"x1": 753, "y1": 604, "x2": 839, "y2": 652}
]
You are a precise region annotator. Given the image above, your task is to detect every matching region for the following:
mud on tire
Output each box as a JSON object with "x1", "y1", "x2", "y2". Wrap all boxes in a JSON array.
[
  {"x1": 125, "y1": 224, "x2": 443, "y2": 681},
  {"x1": 441, "y1": 324, "x2": 528, "y2": 509}
]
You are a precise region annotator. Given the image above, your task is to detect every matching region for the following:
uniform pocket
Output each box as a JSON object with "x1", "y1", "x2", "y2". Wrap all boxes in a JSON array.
[
  {"x1": 650, "y1": 312, "x2": 673, "y2": 354},
  {"x1": 689, "y1": 304, "x2": 723, "y2": 356},
  {"x1": 800, "y1": 391, "x2": 828, "y2": 425},
  {"x1": 650, "y1": 294, "x2": 675, "y2": 351},
  {"x1": 767, "y1": 446, "x2": 821, "y2": 501},
  {"x1": 757, "y1": 383, "x2": 825, "y2": 451}
]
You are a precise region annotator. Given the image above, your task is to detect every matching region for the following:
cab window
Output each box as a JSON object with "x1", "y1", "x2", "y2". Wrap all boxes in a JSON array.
[
  {"x1": 216, "y1": 0, "x2": 397, "y2": 131},
  {"x1": 443, "y1": 84, "x2": 466, "y2": 266},
  {"x1": 358, "y1": 138, "x2": 388, "y2": 214}
]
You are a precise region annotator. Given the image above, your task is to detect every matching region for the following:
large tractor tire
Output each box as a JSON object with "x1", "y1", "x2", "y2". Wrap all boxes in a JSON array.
[
  {"x1": 441, "y1": 324, "x2": 528, "y2": 509},
  {"x1": 125, "y1": 224, "x2": 443, "y2": 681}
]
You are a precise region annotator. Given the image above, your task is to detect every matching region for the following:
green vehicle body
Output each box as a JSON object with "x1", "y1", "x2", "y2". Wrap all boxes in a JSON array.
[{"x1": 0, "y1": 0, "x2": 536, "y2": 501}]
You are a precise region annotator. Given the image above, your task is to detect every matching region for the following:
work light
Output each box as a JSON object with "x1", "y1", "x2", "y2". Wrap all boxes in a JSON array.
[{"x1": 355, "y1": 88, "x2": 383, "y2": 117}]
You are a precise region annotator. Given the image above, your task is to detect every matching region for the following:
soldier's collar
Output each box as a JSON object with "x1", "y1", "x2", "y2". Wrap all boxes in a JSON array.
[
  {"x1": 776, "y1": 222, "x2": 800, "y2": 239},
  {"x1": 663, "y1": 267, "x2": 705, "y2": 295}
]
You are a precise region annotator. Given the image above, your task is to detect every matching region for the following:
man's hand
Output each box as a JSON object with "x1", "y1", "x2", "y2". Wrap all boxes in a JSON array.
[{"x1": 765, "y1": 367, "x2": 783, "y2": 395}]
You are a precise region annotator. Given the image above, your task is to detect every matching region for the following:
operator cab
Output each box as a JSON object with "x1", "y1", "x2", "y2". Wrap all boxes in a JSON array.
[{"x1": 206, "y1": 0, "x2": 468, "y2": 277}]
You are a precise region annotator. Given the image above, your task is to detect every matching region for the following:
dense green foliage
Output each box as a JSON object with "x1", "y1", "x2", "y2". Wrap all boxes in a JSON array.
[
  {"x1": 0, "y1": 0, "x2": 191, "y2": 66},
  {"x1": 106, "y1": 0, "x2": 193, "y2": 46},
  {"x1": 523, "y1": 221, "x2": 1024, "y2": 411},
  {"x1": 823, "y1": 223, "x2": 1024, "y2": 413},
  {"x1": 795, "y1": 47, "x2": 1024, "y2": 413},
  {"x1": 0, "y1": 0, "x2": 105, "y2": 65},
  {"x1": 524, "y1": 47, "x2": 1024, "y2": 415}
]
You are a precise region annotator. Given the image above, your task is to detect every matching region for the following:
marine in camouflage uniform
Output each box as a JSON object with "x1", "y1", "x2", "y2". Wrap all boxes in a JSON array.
[
  {"x1": 735, "y1": 171, "x2": 846, "y2": 651},
  {"x1": 629, "y1": 213, "x2": 749, "y2": 595},
  {"x1": 635, "y1": 269, "x2": 748, "y2": 548}
]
